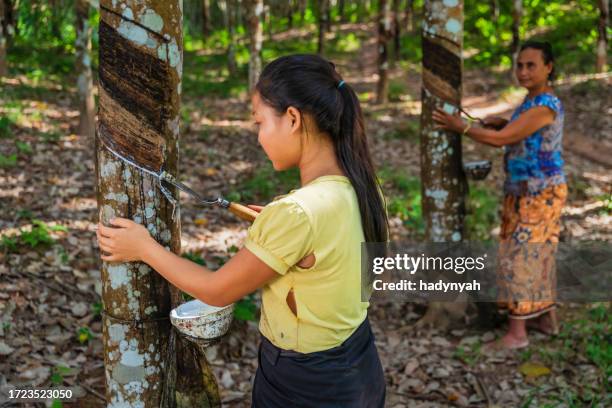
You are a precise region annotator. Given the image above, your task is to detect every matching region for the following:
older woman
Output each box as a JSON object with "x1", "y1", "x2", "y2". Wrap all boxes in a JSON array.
[{"x1": 433, "y1": 41, "x2": 566, "y2": 350}]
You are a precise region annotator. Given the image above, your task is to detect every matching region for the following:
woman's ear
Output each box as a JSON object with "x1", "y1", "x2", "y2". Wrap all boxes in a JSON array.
[{"x1": 286, "y1": 106, "x2": 301, "y2": 133}]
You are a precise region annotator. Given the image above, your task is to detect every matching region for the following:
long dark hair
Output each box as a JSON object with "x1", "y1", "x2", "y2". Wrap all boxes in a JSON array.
[
  {"x1": 520, "y1": 40, "x2": 556, "y2": 81},
  {"x1": 255, "y1": 54, "x2": 389, "y2": 244}
]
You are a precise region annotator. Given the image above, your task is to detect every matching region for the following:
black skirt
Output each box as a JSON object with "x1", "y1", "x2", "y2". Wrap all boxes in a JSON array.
[{"x1": 252, "y1": 317, "x2": 386, "y2": 408}]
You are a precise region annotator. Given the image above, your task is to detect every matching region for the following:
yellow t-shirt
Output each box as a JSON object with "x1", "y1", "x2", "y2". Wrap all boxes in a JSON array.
[{"x1": 243, "y1": 175, "x2": 368, "y2": 353}]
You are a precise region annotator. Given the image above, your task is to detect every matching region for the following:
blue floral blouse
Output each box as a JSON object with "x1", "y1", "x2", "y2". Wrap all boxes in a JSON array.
[{"x1": 504, "y1": 93, "x2": 566, "y2": 196}]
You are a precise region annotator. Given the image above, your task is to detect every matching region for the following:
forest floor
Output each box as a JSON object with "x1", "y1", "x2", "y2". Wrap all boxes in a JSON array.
[{"x1": 0, "y1": 22, "x2": 610, "y2": 407}]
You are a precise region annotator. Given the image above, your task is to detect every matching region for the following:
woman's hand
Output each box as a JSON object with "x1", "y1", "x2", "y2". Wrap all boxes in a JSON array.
[
  {"x1": 96, "y1": 218, "x2": 155, "y2": 263},
  {"x1": 432, "y1": 108, "x2": 467, "y2": 133},
  {"x1": 482, "y1": 116, "x2": 508, "y2": 130},
  {"x1": 247, "y1": 204, "x2": 265, "y2": 213}
]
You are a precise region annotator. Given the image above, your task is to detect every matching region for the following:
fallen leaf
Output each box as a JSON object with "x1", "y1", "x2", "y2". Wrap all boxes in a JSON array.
[{"x1": 518, "y1": 362, "x2": 551, "y2": 378}]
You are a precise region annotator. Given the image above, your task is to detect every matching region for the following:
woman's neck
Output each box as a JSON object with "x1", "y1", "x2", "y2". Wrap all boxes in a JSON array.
[
  {"x1": 527, "y1": 83, "x2": 553, "y2": 98},
  {"x1": 298, "y1": 135, "x2": 345, "y2": 186}
]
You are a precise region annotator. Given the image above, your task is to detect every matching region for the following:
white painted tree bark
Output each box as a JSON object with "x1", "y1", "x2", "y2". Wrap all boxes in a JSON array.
[
  {"x1": 417, "y1": 0, "x2": 468, "y2": 329},
  {"x1": 96, "y1": 1, "x2": 220, "y2": 406}
]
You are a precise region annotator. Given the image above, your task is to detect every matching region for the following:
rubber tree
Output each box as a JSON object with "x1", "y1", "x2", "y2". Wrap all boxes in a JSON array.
[
  {"x1": 417, "y1": 0, "x2": 468, "y2": 328},
  {"x1": 202, "y1": 0, "x2": 211, "y2": 37},
  {"x1": 376, "y1": 0, "x2": 392, "y2": 104},
  {"x1": 0, "y1": 0, "x2": 6, "y2": 76},
  {"x1": 510, "y1": 0, "x2": 522, "y2": 82},
  {"x1": 76, "y1": 0, "x2": 95, "y2": 138},
  {"x1": 247, "y1": 0, "x2": 263, "y2": 93},
  {"x1": 596, "y1": 0, "x2": 609, "y2": 73},
  {"x1": 317, "y1": 0, "x2": 330, "y2": 54},
  {"x1": 404, "y1": 0, "x2": 414, "y2": 32},
  {"x1": 96, "y1": 1, "x2": 220, "y2": 406},
  {"x1": 220, "y1": 0, "x2": 238, "y2": 76}
]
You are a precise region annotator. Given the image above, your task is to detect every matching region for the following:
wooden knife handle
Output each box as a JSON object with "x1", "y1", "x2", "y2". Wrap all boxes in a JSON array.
[{"x1": 228, "y1": 202, "x2": 258, "y2": 222}]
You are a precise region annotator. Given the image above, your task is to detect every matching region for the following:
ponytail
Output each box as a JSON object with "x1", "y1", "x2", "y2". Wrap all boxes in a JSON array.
[{"x1": 336, "y1": 82, "x2": 389, "y2": 244}]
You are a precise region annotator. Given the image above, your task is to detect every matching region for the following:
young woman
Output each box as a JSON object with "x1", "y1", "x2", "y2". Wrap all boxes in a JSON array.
[
  {"x1": 96, "y1": 54, "x2": 387, "y2": 407},
  {"x1": 433, "y1": 41, "x2": 566, "y2": 350}
]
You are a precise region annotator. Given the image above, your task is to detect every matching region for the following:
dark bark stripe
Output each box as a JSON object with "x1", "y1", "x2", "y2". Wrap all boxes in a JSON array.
[
  {"x1": 422, "y1": 35, "x2": 461, "y2": 89},
  {"x1": 99, "y1": 20, "x2": 171, "y2": 136}
]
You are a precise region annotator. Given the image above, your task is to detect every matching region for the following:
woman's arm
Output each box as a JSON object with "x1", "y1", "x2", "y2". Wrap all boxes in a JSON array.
[
  {"x1": 97, "y1": 218, "x2": 278, "y2": 307},
  {"x1": 432, "y1": 106, "x2": 555, "y2": 147}
]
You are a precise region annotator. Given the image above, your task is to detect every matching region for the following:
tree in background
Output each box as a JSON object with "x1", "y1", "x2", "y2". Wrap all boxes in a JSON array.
[
  {"x1": 202, "y1": 0, "x2": 211, "y2": 37},
  {"x1": 511, "y1": 0, "x2": 522, "y2": 81},
  {"x1": 317, "y1": 0, "x2": 330, "y2": 54},
  {"x1": 75, "y1": 0, "x2": 94, "y2": 138},
  {"x1": 404, "y1": 0, "x2": 414, "y2": 32},
  {"x1": 376, "y1": 0, "x2": 393, "y2": 103},
  {"x1": 247, "y1": 0, "x2": 263, "y2": 92},
  {"x1": 0, "y1": 0, "x2": 6, "y2": 76},
  {"x1": 596, "y1": 0, "x2": 608, "y2": 73},
  {"x1": 222, "y1": 0, "x2": 238, "y2": 76},
  {"x1": 391, "y1": 0, "x2": 401, "y2": 67},
  {"x1": 418, "y1": 0, "x2": 468, "y2": 328},
  {"x1": 96, "y1": 1, "x2": 219, "y2": 406}
]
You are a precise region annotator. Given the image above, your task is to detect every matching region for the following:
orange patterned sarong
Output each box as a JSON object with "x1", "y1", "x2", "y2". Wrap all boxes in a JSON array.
[{"x1": 496, "y1": 184, "x2": 567, "y2": 319}]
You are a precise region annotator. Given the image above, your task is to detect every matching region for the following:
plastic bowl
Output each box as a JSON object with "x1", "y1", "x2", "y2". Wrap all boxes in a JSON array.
[
  {"x1": 170, "y1": 299, "x2": 234, "y2": 340},
  {"x1": 463, "y1": 160, "x2": 492, "y2": 181}
]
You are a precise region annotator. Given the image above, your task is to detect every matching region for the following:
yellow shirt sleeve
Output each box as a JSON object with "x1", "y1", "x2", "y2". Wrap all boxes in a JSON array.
[{"x1": 244, "y1": 198, "x2": 313, "y2": 275}]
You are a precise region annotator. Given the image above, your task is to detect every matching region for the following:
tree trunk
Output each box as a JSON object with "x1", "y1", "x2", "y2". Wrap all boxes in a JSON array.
[
  {"x1": 490, "y1": 0, "x2": 499, "y2": 23},
  {"x1": 417, "y1": 0, "x2": 468, "y2": 329},
  {"x1": 222, "y1": 0, "x2": 238, "y2": 76},
  {"x1": 2, "y1": 0, "x2": 15, "y2": 45},
  {"x1": 376, "y1": 0, "x2": 392, "y2": 104},
  {"x1": 404, "y1": 0, "x2": 414, "y2": 31},
  {"x1": 0, "y1": 0, "x2": 6, "y2": 77},
  {"x1": 511, "y1": 0, "x2": 522, "y2": 83},
  {"x1": 317, "y1": 0, "x2": 330, "y2": 54},
  {"x1": 299, "y1": 0, "x2": 307, "y2": 24},
  {"x1": 338, "y1": 0, "x2": 346, "y2": 23},
  {"x1": 391, "y1": 0, "x2": 401, "y2": 68},
  {"x1": 248, "y1": 0, "x2": 264, "y2": 93},
  {"x1": 76, "y1": 0, "x2": 95, "y2": 138},
  {"x1": 287, "y1": 0, "x2": 294, "y2": 29},
  {"x1": 96, "y1": 1, "x2": 220, "y2": 406},
  {"x1": 202, "y1": 0, "x2": 211, "y2": 37},
  {"x1": 325, "y1": 0, "x2": 332, "y2": 32},
  {"x1": 596, "y1": 0, "x2": 609, "y2": 73}
]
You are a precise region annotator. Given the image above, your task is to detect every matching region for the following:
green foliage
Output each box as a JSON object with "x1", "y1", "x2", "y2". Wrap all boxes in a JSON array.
[
  {"x1": 15, "y1": 140, "x2": 33, "y2": 155},
  {"x1": 0, "y1": 153, "x2": 18, "y2": 168},
  {"x1": 465, "y1": 186, "x2": 501, "y2": 241},
  {"x1": 234, "y1": 294, "x2": 258, "y2": 321},
  {"x1": 91, "y1": 302, "x2": 102, "y2": 317},
  {"x1": 229, "y1": 161, "x2": 300, "y2": 203},
  {"x1": 463, "y1": 0, "x2": 602, "y2": 75},
  {"x1": 453, "y1": 342, "x2": 482, "y2": 366},
  {"x1": 77, "y1": 327, "x2": 93, "y2": 344},
  {"x1": 1, "y1": 220, "x2": 67, "y2": 252},
  {"x1": 50, "y1": 365, "x2": 71, "y2": 385},
  {"x1": 377, "y1": 166, "x2": 424, "y2": 237},
  {"x1": 0, "y1": 117, "x2": 14, "y2": 139}
]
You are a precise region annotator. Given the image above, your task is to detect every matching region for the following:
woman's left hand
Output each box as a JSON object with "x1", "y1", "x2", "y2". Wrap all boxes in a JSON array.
[
  {"x1": 96, "y1": 218, "x2": 155, "y2": 263},
  {"x1": 432, "y1": 108, "x2": 467, "y2": 133}
]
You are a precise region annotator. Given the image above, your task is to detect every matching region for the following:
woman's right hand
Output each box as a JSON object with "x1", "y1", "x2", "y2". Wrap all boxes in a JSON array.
[{"x1": 482, "y1": 116, "x2": 508, "y2": 130}]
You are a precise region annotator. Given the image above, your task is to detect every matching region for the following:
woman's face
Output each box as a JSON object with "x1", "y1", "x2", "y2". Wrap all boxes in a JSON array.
[
  {"x1": 515, "y1": 48, "x2": 553, "y2": 89},
  {"x1": 251, "y1": 91, "x2": 302, "y2": 171}
]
